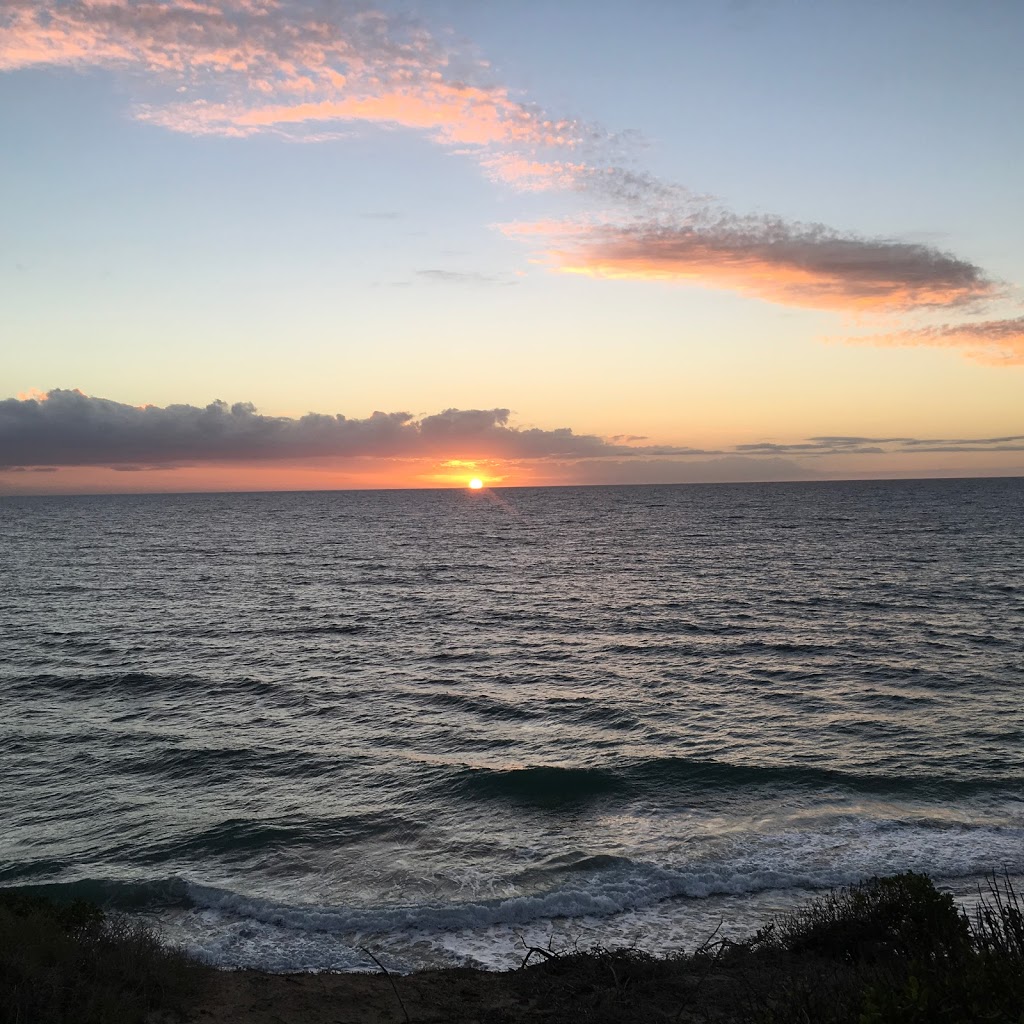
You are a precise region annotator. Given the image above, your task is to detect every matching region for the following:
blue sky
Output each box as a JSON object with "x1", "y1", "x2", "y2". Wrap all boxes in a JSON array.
[{"x1": 1, "y1": 0, "x2": 1022, "y2": 491}]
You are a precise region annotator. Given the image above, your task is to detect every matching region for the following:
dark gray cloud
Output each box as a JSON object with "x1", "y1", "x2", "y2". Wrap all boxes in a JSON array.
[
  {"x1": 736, "y1": 440, "x2": 888, "y2": 455},
  {"x1": 3, "y1": 391, "x2": 1019, "y2": 474},
  {"x1": 0, "y1": 390, "x2": 707, "y2": 469},
  {"x1": 808, "y1": 436, "x2": 914, "y2": 444},
  {"x1": 899, "y1": 434, "x2": 1024, "y2": 447},
  {"x1": 736, "y1": 435, "x2": 1024, "y2": 457}
]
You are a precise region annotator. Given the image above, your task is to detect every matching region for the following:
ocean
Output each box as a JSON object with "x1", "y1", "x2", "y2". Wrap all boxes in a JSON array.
[{"x1": 2, "y1": 478, "x2": 1022, "y2": 972}]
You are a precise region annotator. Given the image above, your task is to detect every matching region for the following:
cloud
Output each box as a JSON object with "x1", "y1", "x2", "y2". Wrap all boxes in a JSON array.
[
  {"x1": 0, "y1": 389, "x2": 704, "y2": 469},
  {"x1": 736, "y1": 434, "x2": 1024, "y2": 456},
  {"x1": 415, "y1": 269, "x2": 515, "y2": 286},
  {"x1": 1, "y1": 0, "x2": 585, "y2": 157},
  {"x1": 843, "y1": 316, "x2": 1024, "y2": 365},
  {"x1": 477, "y1": 154, "x2": 588, "y2": 192},
  {"x1": 5, "y1": 391, "x2": 1019, "y2": 472},
  {"x1": 506, "y1": 214, "x2": 995, "y2": 313},
  {"x1": 0, "y1": 1, "x2": 1011, "y2": 328},
  {"x1": 2, "y1": 391, "x2": 1020, "y2": 492}
]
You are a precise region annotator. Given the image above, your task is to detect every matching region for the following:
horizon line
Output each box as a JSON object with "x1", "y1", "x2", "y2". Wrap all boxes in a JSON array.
[{"x1": 3, "y1": 470, "x2": 1023, "y2": 500}]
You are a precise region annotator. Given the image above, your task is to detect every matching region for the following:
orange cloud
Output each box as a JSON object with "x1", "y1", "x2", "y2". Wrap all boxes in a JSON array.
[
  {"x1": 844, "y1": 316, "x2": 1024, "y2": 365},
  {"x1": 3, "y1": 1, "x2": 1013, "y2": 332},
  {"x1": 479, "y1": 154, "x2": 588, "y2": 191},
  {"x1": 0, "y1": 0, "x2": 582, "y2": 153},
  {"x1": 514, "y1": 219, "x2": 995, "y2": 313},
  {"x1": 142, "y1": 87, "x2": 568, "y2": 147}
]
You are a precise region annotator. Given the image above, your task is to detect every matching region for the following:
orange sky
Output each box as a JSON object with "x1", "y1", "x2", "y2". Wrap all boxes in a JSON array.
[{"x1": 2, "y1": 2, "x2": 1022, "y2": 494}]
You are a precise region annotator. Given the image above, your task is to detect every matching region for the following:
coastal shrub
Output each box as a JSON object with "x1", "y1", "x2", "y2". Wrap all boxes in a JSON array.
[
  {"x1": 761, "y1": 871, "x2": 971, "y2": 963},
  {"x1": 852, "y1": 874, "x2": 1024, "y2": 1024},
  {"x1": 507, "y1": 876, "x2": 1024, "y2": 1023},
  {"x1": 971, "y1": 871, "x2": 1024, "y2": 959},
  {"x1": 0, "y1": 888, "x2": 203, "y2": 1024},
  {"x1": 740, "y1": 873, "x2": 1024, "y2": 1024}
]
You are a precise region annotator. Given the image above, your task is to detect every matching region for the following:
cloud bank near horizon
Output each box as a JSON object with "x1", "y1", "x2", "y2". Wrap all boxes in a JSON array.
[
  {"x1": 0, "y1": 389, "x2": 711, "y2": 469},
  {"x1": 2, "y1": 392, "x2": 1020, "y2": 476},
  {"x1": 1, "y1": 0, "x2": 1010, "y2": 331}
]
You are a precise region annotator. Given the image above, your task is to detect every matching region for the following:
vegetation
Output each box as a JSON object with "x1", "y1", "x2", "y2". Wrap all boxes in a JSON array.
[
  {"x1": 515, "y1": 872, "x2": 1024, "y2": 1022},
  {"x1": 1, "y1": 872, "x2": 1022, "y2": 1023},
  {"x1": 0, "y1": 889, "x2": 203, "y2": 1024}
]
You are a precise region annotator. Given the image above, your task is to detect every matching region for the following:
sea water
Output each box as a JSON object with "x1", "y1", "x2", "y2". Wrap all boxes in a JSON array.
[{"x1": 2, "y1": 478, "x2": 1022, "y2": 971}]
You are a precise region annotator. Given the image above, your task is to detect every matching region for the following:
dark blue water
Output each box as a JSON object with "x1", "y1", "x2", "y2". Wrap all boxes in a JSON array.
[{"x1": 2, "y1": 478, "x2": 1022, "y2": 970}]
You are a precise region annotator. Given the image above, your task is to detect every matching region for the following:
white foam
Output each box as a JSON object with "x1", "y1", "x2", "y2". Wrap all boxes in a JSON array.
[{"x1": 156, "y1": 817, "x2": 1024, "y2": 972}]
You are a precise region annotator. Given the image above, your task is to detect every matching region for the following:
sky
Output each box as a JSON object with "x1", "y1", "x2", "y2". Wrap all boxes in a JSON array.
[{"x1": 2, "y1": 0, "x2": 1023, "y2": 493}]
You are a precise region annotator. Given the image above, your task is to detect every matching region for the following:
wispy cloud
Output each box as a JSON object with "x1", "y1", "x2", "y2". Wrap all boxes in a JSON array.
[
  {"x1": 415, "y1": 269, "x2": 516, "y2": 286},
  {"x1": 477, "y1": 154, "x2": 588, "y2": 192},
  {"x1": 1, "y1": 0, "x2": 585, "y2": 160},
  {"x1": 842, "y1": 316, "x2": 1024, "y2": 365},
  {"x1": 737, "y1": 434, "x2": 1024, "y2": 455},
  {"x1": 0, "y1": 1, "x2": 1013, "y2": 332}
]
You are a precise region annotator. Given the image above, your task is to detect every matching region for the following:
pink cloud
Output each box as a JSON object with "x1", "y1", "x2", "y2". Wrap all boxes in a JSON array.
[
  {"x1": 2, "y1": 2, "x2": 1015, "y2": 334},
  {"x1": 0, "y1": 0, "x2": 583, "y2": 154},
  {"x1": 143, "y1": 86, "x2": 571, "y2": 147},
  {"x1": 479, "y1": 154, "x2": 588, "y2": 191},
  {"x1": 845, "y1": 316, "x2": 1024, "y2": 365}
]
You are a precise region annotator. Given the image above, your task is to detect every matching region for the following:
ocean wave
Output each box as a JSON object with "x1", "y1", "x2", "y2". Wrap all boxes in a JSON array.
[
  {"x1": 117, "y1": 745, "x2": 349, "y2": 782},
  {"x1": 178, "y1": 818, "x2": 1024, "y2": 945},
  {"x1": 6, "y1": 809, "x2": 1024, "y2": 974},
  {"x1": 15, "y1": 817, "x2": 1022, "y2": 943},
  {"x1": 451, "y1": 765, "x2": 629, "y2": 805},
  {"x1": 7, "y1": 876, "x2": 192, "y2": 909},
  {"x1": 11, "y1": 670, "x2": 283, "y2": 700},
  {"x1": 130, "y1": 813, "x2": 423, "y2": 862},
  {"x1": 446, "y1": 757, "x2": 1023, "y2": 806},
  {"x1": 424, "y1": 691, "x2": 542, "y2": 722}
]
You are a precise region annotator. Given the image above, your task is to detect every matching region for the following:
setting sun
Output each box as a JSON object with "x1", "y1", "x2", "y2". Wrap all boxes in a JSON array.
[{"x1": 468, "y1": 478, "x2": 484, "y2": 489}]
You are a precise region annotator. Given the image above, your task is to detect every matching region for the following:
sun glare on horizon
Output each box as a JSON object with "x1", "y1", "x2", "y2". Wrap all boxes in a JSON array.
[{"x1": 468, "y1": 478, "x2": 484, "y2": 489}]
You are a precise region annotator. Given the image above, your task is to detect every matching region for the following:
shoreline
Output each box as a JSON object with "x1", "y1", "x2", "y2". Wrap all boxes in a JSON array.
[{"x1": 4, "y1": 873, "x2": 1023, "y2": 1023}]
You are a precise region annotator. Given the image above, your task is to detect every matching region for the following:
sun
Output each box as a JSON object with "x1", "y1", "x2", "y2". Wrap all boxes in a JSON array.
[{"x1": 468, "y1": 478, "x2": 484, "y2": 489}]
